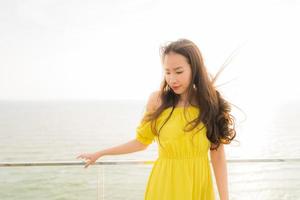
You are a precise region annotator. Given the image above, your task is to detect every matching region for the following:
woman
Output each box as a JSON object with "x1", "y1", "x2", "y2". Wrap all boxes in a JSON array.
[{"x1": 77, "y1": 38, "x2": 236, "y2": 200}]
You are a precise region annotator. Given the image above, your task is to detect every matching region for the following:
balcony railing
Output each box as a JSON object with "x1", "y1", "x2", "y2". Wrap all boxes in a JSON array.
[
  {"x1": 1, "y1": 158, "x2": 300, "y2": 167},
  {"x1": 0, "y1": 158, "x2": 299, "y2": 200}
]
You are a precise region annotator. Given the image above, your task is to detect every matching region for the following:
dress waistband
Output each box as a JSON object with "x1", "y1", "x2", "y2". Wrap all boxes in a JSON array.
[{"x1": 158, "y1": 153, "x2": 208, "y2": 160}]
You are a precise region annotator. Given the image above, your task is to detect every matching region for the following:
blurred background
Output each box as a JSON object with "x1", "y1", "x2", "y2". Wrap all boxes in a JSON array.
[{"x1": 0, "y1": 0, "x2": 299, "y2": 199}]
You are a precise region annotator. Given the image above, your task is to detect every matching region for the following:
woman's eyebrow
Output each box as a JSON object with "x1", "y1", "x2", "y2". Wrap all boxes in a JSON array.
[{"x1": 165, "y1": 66, "x2": 183, "y2": 71}]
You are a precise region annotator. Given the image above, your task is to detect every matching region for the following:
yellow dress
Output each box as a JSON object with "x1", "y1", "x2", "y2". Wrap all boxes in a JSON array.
[{"x1": 135, "y1": 106, "x2": 215, "y2": 200}]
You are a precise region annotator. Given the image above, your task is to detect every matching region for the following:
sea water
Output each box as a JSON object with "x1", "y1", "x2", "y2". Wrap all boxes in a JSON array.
[{"x1": 0, "y1": 100, "x2": 299, "y2": 200}]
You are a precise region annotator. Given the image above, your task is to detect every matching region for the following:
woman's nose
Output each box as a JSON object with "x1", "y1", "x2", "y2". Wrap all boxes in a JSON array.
[{"x1": 169, "y1": 77, "x2": 178, "y2": 84}]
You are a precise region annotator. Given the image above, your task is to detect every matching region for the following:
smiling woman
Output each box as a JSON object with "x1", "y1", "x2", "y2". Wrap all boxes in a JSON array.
[
  {"x1": 1, "y1": 1, "x2": 299, "y2": 199},
  {"x1": 77, "y1": 38, "x2": 237, "y2": 200},
  {"x1": 163, "y1": 52, "x2": 193, "y2": 103}
]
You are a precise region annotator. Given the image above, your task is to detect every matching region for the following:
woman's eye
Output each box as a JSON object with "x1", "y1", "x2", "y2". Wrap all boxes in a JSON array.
[{"x1": 165, "y1": 71, "x2": 183, "y2": 75}]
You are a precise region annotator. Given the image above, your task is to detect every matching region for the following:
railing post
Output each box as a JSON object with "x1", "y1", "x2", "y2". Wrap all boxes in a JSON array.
[{"x1": 97, "y1": 165, "x2": 105, "y2": 200}]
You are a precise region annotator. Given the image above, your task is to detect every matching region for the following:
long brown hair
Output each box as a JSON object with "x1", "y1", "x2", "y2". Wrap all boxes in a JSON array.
[{"x1": 143, "y1": 38, "x2": 237, "y2": 151}]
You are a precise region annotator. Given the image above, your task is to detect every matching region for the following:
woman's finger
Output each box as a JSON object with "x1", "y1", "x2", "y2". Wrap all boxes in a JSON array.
[
  {"x1": 77, "y1": 154, "x2": 86, "y2": 159},
  {"x1": 77, "y1": 154, "x2": 89, "y2": 160},
  {"x1": 84, "y1": 161, "x2": 90, "y2": 168}
]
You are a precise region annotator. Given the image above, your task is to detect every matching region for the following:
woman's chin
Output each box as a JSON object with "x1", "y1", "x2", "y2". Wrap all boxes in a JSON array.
[{"x1": 172, "y1": 90, "x2": 182, "y2": 95}]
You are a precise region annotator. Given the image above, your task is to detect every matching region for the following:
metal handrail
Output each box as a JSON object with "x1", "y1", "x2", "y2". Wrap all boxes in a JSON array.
[{"x1": 1, "y1": 158, "x2": 300, "y2": 167}]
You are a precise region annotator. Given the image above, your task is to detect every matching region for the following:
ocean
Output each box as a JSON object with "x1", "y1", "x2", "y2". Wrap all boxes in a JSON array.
[{"x1": 0, "y1": 100, "x2": 299, "y2": 200}]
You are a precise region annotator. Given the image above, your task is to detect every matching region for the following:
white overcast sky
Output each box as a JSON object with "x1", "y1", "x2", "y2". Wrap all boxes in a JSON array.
[{"x1": 0, "y1": 0, "x2": 299, "y2": 104}]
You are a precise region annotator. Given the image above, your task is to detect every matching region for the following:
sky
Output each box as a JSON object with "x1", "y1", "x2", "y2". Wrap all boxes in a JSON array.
[{"x1": 0, "y1": 0, "x2": 299, "y2": 104}]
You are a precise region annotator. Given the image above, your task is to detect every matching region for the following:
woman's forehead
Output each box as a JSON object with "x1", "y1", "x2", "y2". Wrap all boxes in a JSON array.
[{"x1": 163, "y1": 53, "x2": 189, "y2": 70}]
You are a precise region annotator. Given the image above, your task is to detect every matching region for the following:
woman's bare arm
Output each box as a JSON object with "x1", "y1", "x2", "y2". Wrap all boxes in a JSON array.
[
  {"x1": 77, "y1": 139, "x2": 147, "y2": 168},
  {"x1": 210, "y1": 143, "x2": 229, "y2": 200},
  {"x1": 77, "y1": 90, "x2": 160, "y2": 168},
  {"x1": 97, "y1": 139, "x2": 147, "y2": 156}
]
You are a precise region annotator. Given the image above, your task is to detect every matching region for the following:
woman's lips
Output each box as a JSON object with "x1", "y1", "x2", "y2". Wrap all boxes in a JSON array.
[{"x1": 172, "y1": 86, "x2": 180, "y2": 90}]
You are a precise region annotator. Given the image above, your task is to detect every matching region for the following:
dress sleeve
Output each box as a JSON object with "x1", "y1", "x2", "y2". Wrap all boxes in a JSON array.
[{"x1": 135, "y1": 110, "x2": 155, "y2": 145}]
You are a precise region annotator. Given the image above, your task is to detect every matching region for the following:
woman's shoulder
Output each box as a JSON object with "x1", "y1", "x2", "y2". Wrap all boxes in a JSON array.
[{"x1": 146, "y1": 90, "x2": 162, "y2": 113}]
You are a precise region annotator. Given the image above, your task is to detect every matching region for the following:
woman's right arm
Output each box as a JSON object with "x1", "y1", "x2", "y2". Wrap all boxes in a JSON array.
[
  {"x1": 77, "y1": 91, "x2": 160, "y2": 168},
  {"x1": 97, "y1": 138, "x2": 148, "y2": 156},
  {"x1": 76, "y1": 139, "x2": 147, "y2": 168}
]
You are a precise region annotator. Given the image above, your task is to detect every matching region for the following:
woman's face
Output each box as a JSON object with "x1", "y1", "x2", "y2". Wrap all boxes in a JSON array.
[{"x1": 163, "y1": 52, "x2": 192, "y2": 101}]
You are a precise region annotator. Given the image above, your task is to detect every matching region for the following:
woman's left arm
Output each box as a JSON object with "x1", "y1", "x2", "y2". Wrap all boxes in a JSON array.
[{"x1": 210, "y1": 143, "x2": 229, "y2": 200}]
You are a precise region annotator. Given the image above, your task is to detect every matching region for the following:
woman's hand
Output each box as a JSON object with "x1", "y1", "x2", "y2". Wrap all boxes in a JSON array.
[
  {"x1": 76, "y1": 139, "x2": 147, "y2": 169},
  {"x1": 76, "y1": 151, "x2": 102, "y2": 168}
]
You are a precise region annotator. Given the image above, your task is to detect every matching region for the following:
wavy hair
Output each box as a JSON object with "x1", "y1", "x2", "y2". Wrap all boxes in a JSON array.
[{"x1": 143, "y1": 38, "x2": 237, "y2": 150}]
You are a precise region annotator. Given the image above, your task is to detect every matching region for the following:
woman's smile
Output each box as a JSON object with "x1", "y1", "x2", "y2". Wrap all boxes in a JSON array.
[{"x1": 172, "y1": 85, "x2": 181, "y2": 90}]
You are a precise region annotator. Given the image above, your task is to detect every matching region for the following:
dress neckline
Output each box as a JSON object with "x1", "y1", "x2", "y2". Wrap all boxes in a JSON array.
[{"x1": 166, "y1": 105, "x2": 198, "y2": 110}]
